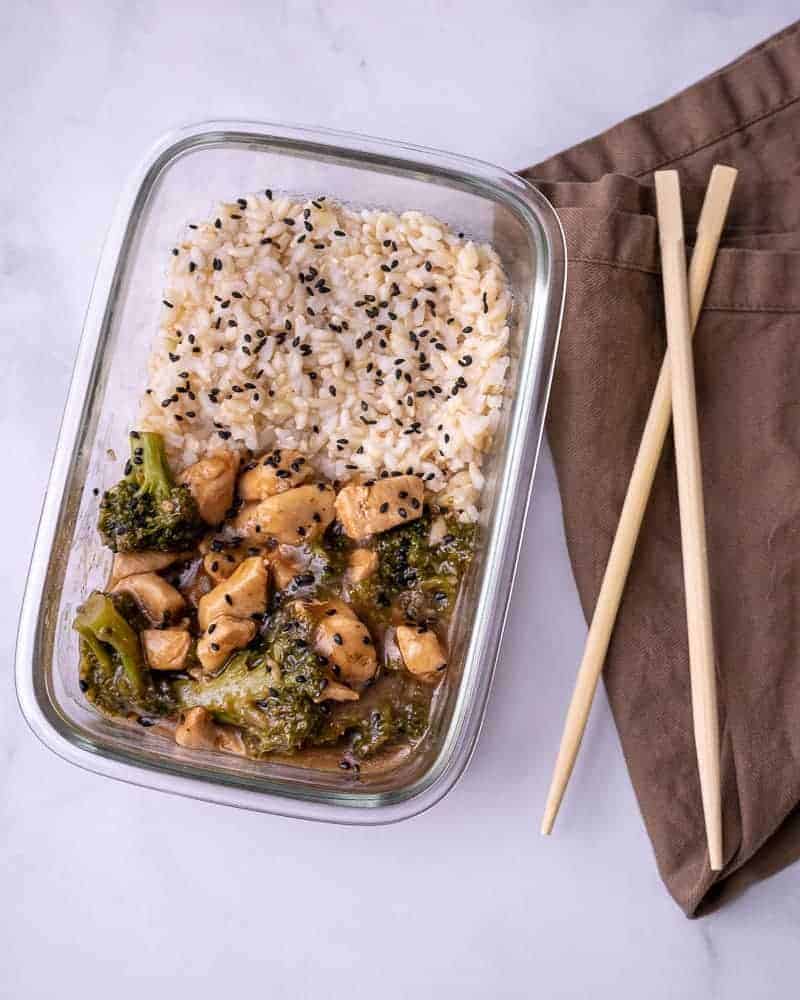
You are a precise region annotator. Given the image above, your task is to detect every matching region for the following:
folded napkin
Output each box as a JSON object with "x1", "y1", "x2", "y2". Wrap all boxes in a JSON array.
[{"x1": 522, "y1": 21, "x2": 800, "y2": 915}]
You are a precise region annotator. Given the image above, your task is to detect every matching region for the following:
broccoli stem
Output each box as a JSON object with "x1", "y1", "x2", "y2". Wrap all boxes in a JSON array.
[
  {"x1": 173, "y1": 650, "x2": 273, "y2": 713},
  {"x1": 73, "y1": 592, "x2": 145, "y2": 695},
  {"x1": 79, "y1": 630, "x2": 114, "y2": 676},
  {"x1": 132, "y1": 431, "x2": 173, "y2": 502}
]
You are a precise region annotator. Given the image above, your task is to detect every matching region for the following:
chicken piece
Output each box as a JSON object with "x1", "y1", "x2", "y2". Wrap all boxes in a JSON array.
[
  {"x1": 196, "y1": 615, "x2": 257, "y2": 674},
  {"x1": 313, "y1": 678, "x2": 360, "y2": 703},
  {"x1": 197, "y1": 556, "x2": 269, "y2": 631},
  {"x1": 141, "y1": 628, "x2": 192, "y2": 671},
  {"x1": 203, "y1": 547, "x2": 248, "y2": 585},
  {"x1": 178, "y1": 450, "x2": 240, "y2": 526},
  {"x1": 113, "y1": 572, "x2": 185, "y2": 625},
  {"x1": 309, "y1": 597, "x2": 357, "y2": 621},
  {"x1": 346, "y1": 548, "x2": 378, "y2": 584},
  {"x1": 267, "y1": 546, "x2": 306, "y2": 590},
  {"x1": 314, "y1": 610, "x2": 377, "y2": 686},
  {"x1": 179, "y1": 563, "x2": 213, "y2": 609},
  {"x1": 198, "y1": 531, "x2": 251, "y2": 584},
  {"x1": 174, "y1": 706, "x2": 246, "y2": 755},
  {"x1": 233, "y1": 483, "x2": 336, "y2": 545},
  {"x1": 335, "y1": 475, "x2": 424, "y2": 540},
  {"x1": 109, "y1": 550, "x2": 191, "y2": 588},
  {"x1": 396, "y1": 625, "x2": 447, "y2": 680},
  {"x1": 238, "y1": 448, "x2": 312, "y2": 501}
]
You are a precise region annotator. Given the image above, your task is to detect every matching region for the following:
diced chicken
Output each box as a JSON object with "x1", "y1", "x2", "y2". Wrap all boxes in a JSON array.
[
  {"x1": 197, "y1": 615, "x2": 257, "y2": 674},
  {"x1": 314, "y1": 610, "x2": 377, "y2": 686},
  {"x1": 268, "y1": 547, "x2": 305, "y2": 590},
  {"x1": 233, "y1": 483, "x2": 336, "y2": 545},
  {"x1": 396, "y1": 625, "x2": 447, "y2": 680},
  {"x1": 142, "y1": 628, "x2": 192, "y2": 672},
  {"x1": 179, "y1": 450, "x2": 240, "y2": 525},
  {"x1": 313, "y1": 678, "x2": 360, "y2": 703},
  {"x1": 310, "y1": 597, "x2": 357, "y2": 620},
  {"x1": 113, "y1": 572, "x2": 185, "y2": 625},
  {"x1": 198, "y1": 531, "x2": 253, "y2": 584},
  {"x1": 346, "y1": 548, "x2": 378, "y2": 584},
  {"x1": 203, "y1": 547, "x2": 248, "y2": 585},
  {"x1": 174, "y1": 706, "x2": 246, "y2": 755},
  {"x1": 179, "y1": 563, "x2": 214, "y2": 609},
  {"x1": 335, "y1": 475, "x2": 424, "y2": 539},
  {"x1": 109, "y1": 550, "x2": 191, "y2": 588},
  {"x1": 238, "y1": 448, "x2": 312, "y2": 500},
  {"x1": 198, "y1": 556, "x2": 269, "y2": 631}
]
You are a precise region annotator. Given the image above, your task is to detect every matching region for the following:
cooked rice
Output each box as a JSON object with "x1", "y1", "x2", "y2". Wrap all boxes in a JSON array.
[{"x1": 139, "y1": 192, "x2": 511, "y2": 521}]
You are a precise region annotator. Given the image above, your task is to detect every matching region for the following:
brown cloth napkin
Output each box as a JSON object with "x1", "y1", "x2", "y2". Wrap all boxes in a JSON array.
[{"x1": 521, "y1": 21, "x2": 800, "y2": 916}]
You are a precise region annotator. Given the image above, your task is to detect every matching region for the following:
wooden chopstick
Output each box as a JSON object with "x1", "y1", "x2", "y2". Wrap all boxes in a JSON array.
[
  {"x1": 653, "y1": 169, "x2": 722, "y2": 870},
  {"x1": 540, "y1": 165, "x2": 736, "y2": 840}
]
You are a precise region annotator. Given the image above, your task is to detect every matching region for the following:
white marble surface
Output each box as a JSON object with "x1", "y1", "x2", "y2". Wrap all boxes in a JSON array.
[{"x1": 3, "y1": 2, "x2": 799, "y2": 997}]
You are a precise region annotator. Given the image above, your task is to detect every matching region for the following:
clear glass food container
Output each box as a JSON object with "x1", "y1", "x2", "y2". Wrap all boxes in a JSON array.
[{"x1": 15, "y1": 121, "x2": 565, "y2": 823}]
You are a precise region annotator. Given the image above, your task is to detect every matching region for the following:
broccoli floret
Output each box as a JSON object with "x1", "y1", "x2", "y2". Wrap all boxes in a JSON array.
[
  {"x1": 173, "y1": 647, "x2": 325, "y2": 756},
  {"x1": 262, "y1": 604, "x2": 328, "y2": 700},
  {"x1": 72, "y1": 591, "x2": 175, "y2": 725},
  {"x1": 351, "y1": 511, "x2": 477, "y2": 623},
  {"x1": 74, "y1": 591, "x2": 175, "y2": 719},
  {"x1": 74, "y1": 591, "x2": 145, "y2": 695},
  {"x1": 319, "y1": 673, "x2": 430, "y2": 759},
  {"x1": 97, "y1": 431, "x2": 203, "y2": 552},
  {"x1": 173, "y1": 604, "x2": 329, "y2": 756}
]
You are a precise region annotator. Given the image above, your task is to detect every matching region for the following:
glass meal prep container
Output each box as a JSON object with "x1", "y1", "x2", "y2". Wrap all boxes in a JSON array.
[{"x1": 15, "y1": 121, "x2": 565, "y2": 823}]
